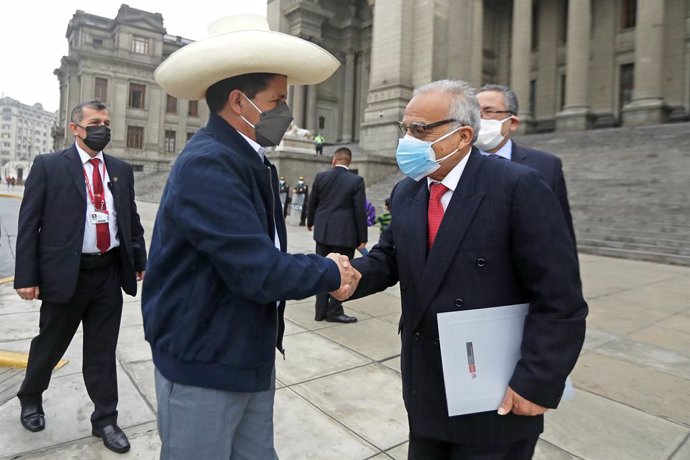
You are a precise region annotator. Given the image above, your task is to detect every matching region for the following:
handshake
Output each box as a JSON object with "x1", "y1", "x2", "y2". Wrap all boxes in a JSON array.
[{"x1": 327, "y1": 253, "x2": 362, "y2": 301}]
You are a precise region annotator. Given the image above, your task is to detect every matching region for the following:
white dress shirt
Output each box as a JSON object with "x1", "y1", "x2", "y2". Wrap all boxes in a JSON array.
[
  {"x1": 76, "y1": 144, "x2": 120, "y2": 253},
  {"x1": 480, "y1": 139, "x2": 513, "y2": 160},
  {"x1": 426, "y1": 150, "x2": 471, "y2": 211},
  {"x1": 238, "y1": 132, "x2": 281, "y2": 251}
]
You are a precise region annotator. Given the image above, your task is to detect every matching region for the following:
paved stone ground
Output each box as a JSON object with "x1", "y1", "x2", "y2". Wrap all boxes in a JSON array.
[{"x1": 0, "y1": 201, "x2": 689, "y2": 459}]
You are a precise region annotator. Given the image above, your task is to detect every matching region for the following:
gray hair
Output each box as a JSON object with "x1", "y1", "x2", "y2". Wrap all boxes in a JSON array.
[
  {"x1": 413, "y1": 80, "x2": 480, "y2": 142},
  {"x1": 478, "y1": 84, "x2": 519, "y2": 115},
  {"x1": 70, "y1": 99, "x2": 107, "y2": 124}
]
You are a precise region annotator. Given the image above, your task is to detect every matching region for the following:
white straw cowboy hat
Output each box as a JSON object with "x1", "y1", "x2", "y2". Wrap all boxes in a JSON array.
[{"x1": 155, "y1": 14, "x2": 340, "y2": 100}]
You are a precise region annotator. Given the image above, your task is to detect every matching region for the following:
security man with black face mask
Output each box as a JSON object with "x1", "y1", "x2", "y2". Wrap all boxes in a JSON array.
[{"x1": 14, "y1": 99, "x2": 147, "y2": 454}]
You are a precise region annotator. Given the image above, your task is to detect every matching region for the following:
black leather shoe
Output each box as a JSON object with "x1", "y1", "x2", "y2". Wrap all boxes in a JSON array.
[
  {"x1": 92, "y1": 424, "x2": 130, "y2": 454},
  {"x1": 314, "y1": 316, "x2": 326, "y2": 321},
  {"x1": 20, "y1": 403, "x2": 45, "y2": 432},
  {"x1": 326, "y1": 314, "x2": 358, "y2": 323}
]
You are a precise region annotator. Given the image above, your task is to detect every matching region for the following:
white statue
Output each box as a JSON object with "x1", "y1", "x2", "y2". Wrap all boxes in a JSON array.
[{"x1": 285, "y1": 122, "x2": 313, "y2": 140}]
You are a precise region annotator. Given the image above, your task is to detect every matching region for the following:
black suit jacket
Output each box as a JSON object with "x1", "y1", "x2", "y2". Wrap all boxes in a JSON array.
[
  {"x1": 352, "y1": 149, "x2": 587, "y2": 445},
  {"x1": 307, "y1": 166, "x2": 367, "y2": 248},
  {"x1": 14, "y1": 144, "x2": 147, "y2": 304},
  {"x1": 511, "y1": 142, "x2": 575, "y2": 244}
]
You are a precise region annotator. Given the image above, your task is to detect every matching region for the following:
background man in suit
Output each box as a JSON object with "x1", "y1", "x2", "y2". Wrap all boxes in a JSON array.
[
  {"x1": 307, "y1": 147, "x2": 367, "y2": 323},
  {"x1": 14, "y1": 99, "x2": 146, "y2": 454},
  {"x1": 475, "y1": 84, "x2": 576, "y2": 244},
  {"x1": 346, "y1": 80, "x2": 587, "y2": 459}
]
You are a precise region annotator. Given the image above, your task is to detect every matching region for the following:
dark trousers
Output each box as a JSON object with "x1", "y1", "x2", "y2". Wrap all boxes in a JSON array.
[
  {"x1": 408, "y1": 433, "x2": 539, "y2": 460},
  {"x1": 314, "y1": 242, "x2": 355, "y2": 320},
  {"x1": 17, "y1": 261, "x2": 123, "y2": 428}
]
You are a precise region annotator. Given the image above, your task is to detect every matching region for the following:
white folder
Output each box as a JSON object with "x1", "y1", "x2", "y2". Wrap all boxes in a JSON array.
[{"x1": 437, "y1": 303, "x2": 573, "y2": 416}]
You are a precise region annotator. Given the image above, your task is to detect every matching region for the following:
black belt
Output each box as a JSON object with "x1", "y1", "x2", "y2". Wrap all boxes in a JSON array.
[{"x1": 80, "y1": 248, "x2": 119, "y2": 271}]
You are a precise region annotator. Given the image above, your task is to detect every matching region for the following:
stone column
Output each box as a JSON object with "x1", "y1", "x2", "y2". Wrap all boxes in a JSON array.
[
  {"x1": 510, "y1": 0, "x2": 532, "y2": 130},
  {"x1": 623, "y1": 0, "x2": 667, "y2": 125},
  {"x1": 470, "y1": 0, "x2": 483, "y2": 85},
  {"x1": 359, "y1": 0, "x2": 415, "y2": 156},
  {"x1": 306, "y1": 85, "x2": 318, "y2": 133},
  {"x1": 291, "y1": 85, "x2": 305, "y2": 128},
  {"x1": 341, "y1": 50, "x2": 356, "y2": 143},
  {"x1": 556, "y1": 0, "x2": 592, "y2": 131}
]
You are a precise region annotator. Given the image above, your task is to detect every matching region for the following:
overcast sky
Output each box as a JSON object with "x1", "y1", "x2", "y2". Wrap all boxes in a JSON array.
[{"x1": 0, "y1": 0, "x2": 268, "y2": 112}]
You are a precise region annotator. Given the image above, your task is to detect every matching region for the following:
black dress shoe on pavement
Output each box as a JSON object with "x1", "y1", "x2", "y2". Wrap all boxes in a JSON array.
[
  {"x1": 326, "y1": 314, "x2": 358, "y2": 323},
  {"x1": 20, "y1": 404, "x2": 45, "y2": 432},
  {"x1": 92, "y1": 424, "x2": 130, "y2": 454},
  {"x1": 314, "y1": 316, "x2": 326, "y2": 321}
]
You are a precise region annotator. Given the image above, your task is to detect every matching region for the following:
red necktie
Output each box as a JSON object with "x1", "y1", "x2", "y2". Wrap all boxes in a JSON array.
[
  {"x1": 89, "y1": 158, "x2": 110, "y2": 253},
  {"x1": 427, "y1": 182, "x2": 448, "y2": 249}
]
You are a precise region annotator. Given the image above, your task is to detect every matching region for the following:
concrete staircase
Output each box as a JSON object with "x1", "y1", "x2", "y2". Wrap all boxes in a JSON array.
[{"x1": 518, "y1": 122, "x2": 690, "y2": 265}]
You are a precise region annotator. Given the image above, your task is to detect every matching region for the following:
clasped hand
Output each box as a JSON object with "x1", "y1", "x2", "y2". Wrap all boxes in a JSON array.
[{"x1": 327, "y1": 253, "x2": 361, "y2": 301}]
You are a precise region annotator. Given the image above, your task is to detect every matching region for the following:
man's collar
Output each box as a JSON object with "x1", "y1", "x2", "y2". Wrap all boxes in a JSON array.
[
  {"x1": 426, "y1": 150, "x2": 471, "y2": 192},
  {"x1": 480, "y1": 139, "x2": 512, "y2": 160},
  {"x1": 237, "y1": 130, "x2": 268, "y2": 161},
  {"x1": 334, "y1": 164, "x2": 349, "y2": 170},
  {"x1": 75, "y1": 143, "x2": 103, "y2": 164}
]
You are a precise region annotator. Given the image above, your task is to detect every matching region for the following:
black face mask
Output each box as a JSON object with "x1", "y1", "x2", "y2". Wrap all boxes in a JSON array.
[
  {"x1": 240, "y1": 94, "x2": 294, "y2": 147},
  {"x1": 76, "y1": 124, "x2": 111, "y2": 152}
]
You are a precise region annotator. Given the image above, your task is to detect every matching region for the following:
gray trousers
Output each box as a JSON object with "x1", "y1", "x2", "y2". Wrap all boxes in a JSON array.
[{"x1": 155, "y1": 368, "x2": 278, "y2": 460}]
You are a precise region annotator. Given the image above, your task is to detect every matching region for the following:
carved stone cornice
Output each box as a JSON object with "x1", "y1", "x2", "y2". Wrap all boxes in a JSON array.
[{"x1": 283, "y1": 0, "x2": 335, "y2": 43}]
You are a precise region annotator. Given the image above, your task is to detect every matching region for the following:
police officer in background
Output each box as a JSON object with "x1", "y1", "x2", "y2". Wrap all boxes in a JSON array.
[{"x1": 295, "y1": 177, "x2": 309, "y2": 226}]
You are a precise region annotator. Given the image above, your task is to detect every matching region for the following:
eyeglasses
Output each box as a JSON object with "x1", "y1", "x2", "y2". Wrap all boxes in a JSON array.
[
  {"x1": 397, "y1": 119, "x2": 458, "y2": 138},
  {"x1": 480, "y1": 109, "x2": 514, "y2": 118}
]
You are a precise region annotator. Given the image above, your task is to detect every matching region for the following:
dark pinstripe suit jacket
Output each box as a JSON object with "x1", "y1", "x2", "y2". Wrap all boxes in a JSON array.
[
  {"x1": 352, "y1": 148, "x2": 587, "y2": 445},
  {"x1": 512, "y1": 142, "x2": 576, "y2": 245}
]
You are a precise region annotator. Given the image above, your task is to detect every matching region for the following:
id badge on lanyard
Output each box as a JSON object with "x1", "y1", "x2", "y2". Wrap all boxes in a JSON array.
[{"x1": 83, "y1": 161, "x2": 109, "y2": 224}]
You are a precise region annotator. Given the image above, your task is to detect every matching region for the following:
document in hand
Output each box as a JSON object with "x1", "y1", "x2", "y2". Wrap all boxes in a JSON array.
[{"x1": 437, "y1": 303, "x2": 573, "y2": 416}]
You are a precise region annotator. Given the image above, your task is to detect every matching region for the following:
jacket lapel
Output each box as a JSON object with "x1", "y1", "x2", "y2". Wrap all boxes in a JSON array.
[
  {"x1": 511, "y1": 142, "x2": 528, "y2": 164},
  {"x1": 411, "y1": 151, "x2": 486, "y2": 331},
  {"x1": 103, "y1": 153, "x2": 121, "y2": 214},
  {"x1": 402, "y1": 181, "x2": 430, "y2": 280},
  {"x1": 64, "y1": 145, "x2": 86, "y2": 203}
]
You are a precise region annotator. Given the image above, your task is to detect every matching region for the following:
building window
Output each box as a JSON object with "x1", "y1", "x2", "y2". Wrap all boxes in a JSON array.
[
  {"x1": 127, "y1": 126, "x2": 144, "y2": 149},
  {"x1": 187, "y1": 131, "x2": 195, "y2": 143},
  {"x1": 166, "y1": 95, "x2": 178, "y2": 114},
  {"x1": 529, "y1": 80, "x2": 536, "y2": 116},
  {"x1": 131, "y1": 164, "x2": 144, "y2": 172},
  {"x1": 131, "y1": 36, "x2": 149, "y2": 54},
  {"x1": 560, "y1": 0, "x2": 569, "y2": 44},
  {"x1": 128, "y1": 83, "x2": 146, "y2": 109},
  {"x1": 621, "y1": 0, "x2": 637, "y2": 29},
  {"x1": 164, "y1": 130, "x2": 176, "y2": 153},
  {"x1": 560, "y1": 74, "x2": 566, "y2": 110},
  {"x1": 531, "y1": 2, "x2": 539, "y2": 50},
  {"x1": 95, "y1": 78, "x2": 108, "y2": 102},
  {"x1": 93, "y1": 38, "x2": 104, "y2": 47},
  {"x1": 619, "y1": 63, "x2": 635, "y2": 114},
  {"x1": 187, "y1": 100, "x2": 199, "y2": 117}
]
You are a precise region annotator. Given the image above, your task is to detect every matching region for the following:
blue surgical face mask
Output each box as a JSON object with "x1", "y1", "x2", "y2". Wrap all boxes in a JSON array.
[{"x1": 395, "y1": 127, "x2": 461, "y2": 181}]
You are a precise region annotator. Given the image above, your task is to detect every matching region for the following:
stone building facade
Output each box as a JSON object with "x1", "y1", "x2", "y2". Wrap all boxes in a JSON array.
[
  {"x1": 0, "y1": 97, "x2": 57, "y2": 183},
  {"x1": 53, "y1": 5, "x2": 208, "y2": 173},
  {"x1": 270, "y1": 0, "x2": 690, "y2": 157}
]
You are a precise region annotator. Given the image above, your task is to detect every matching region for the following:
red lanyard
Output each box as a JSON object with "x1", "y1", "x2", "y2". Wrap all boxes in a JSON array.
[{"x1": 82, "y1": 160, "x2": 107, "y2": 211}]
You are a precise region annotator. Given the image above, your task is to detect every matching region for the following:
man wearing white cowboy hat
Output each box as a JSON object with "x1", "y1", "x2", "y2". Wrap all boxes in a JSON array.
[{"x1": 142, "y1": 14, "x2": 360, "y2": 459}]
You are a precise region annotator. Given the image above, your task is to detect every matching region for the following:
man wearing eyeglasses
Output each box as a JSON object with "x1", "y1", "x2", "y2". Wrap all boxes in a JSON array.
[
  {"x1": 475, "y1": 84, "x2": 575, "y2": 244},
  {"x1": 345, "y1": 80, "x2": 587, "y2": 459}
]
